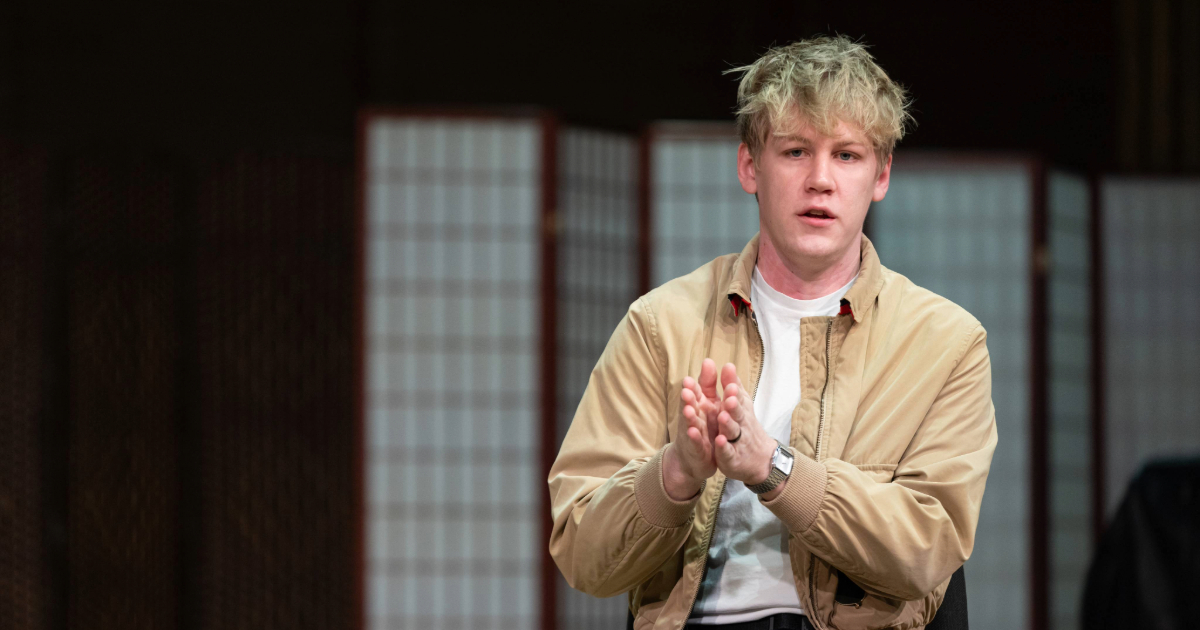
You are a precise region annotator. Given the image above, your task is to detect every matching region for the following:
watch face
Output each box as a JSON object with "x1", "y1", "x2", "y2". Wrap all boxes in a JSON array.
[{"x1": 777, "y1": 450, "x2": 795, "y2": 476}]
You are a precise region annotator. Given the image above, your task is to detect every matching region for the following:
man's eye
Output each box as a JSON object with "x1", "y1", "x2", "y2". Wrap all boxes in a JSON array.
[
  {"x1": 788, "y1": 149, "x2": 804, "y2": 158},
  {"x1": 838, "y1": 152, "x2": 856, "y2": 161}
]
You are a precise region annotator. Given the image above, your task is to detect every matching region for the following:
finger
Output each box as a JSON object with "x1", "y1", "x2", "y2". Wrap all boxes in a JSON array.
[
  {"x1": 724, "y1": 384, "x2": 745, "y2": 421},
  {"x1": 688, "y1": 426, "x2": 714, "y2": 462},
  {"x1": 721, "y1": 363, "x2": 742, "y2": 394},
  {"x1": 686, "y1": 388, "x2": 711, "y2": 421},
  {"x1": 699, "y1": 359, "x2": 719, "y2": 401},
  {"x1": 691, "y1": 380, "x2": 707, "y2": 406},
  {"x1": 737, "y1": 382, "x2": 757, "y2": 419},
  {"x1": 683, "y1": 403, "x2": 704, "y2": 440},
  {"x1": 717, "y1": 410, "x2": 741, "y2": 442},
  {"x1": 705, "y1": 402, "x2": 719, "y2": 442},
  {"x1": 685, "y1": 404, "x2": 709, "y2": 439},
  {"x1": 713, "y1": 432, "x2": 736, "y2": 463}
]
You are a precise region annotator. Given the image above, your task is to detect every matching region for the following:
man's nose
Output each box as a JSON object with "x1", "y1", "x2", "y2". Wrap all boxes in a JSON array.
[{"x1": 806, "y1": 154, "x2": 835, "y2": 194}]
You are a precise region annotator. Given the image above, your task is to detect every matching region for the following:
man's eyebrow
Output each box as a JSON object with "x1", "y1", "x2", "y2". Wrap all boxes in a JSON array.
[
  {"x1": 775, "y1": 135, "x2": 869, "y2": 149},
  {"x1": 831, "y1": 138, "x2": 870, "y2": 149},
  {"x1": 777, "y1": 134, "x2": 814, "y2": 144}
]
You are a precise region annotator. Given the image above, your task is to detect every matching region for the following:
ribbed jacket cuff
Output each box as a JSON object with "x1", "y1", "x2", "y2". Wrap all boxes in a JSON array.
[
  {"x1": 633, "y1": 446, "x2": 704, "y2": 528},
  {"x1": 760, "y1": 449, "x2": 827, "y2": 533}
]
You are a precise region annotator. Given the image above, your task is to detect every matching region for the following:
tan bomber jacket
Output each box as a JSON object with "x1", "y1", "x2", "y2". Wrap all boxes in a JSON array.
[{"x1": 548, "y1": 234, "x2": 998, "y2": 630}]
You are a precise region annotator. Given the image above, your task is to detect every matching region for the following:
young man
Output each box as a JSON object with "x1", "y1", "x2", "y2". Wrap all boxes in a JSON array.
[{"x1": 548, "y1": 36, "x2": 997, "y2": 630}]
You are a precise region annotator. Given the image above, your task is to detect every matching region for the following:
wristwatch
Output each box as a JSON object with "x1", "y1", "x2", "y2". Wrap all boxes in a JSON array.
[{"x1": 747, "y1": 440, "x2": 794, "y2": 495}]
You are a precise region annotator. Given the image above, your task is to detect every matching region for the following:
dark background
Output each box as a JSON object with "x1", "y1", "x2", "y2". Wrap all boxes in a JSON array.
[
  {"x1": 6, "y1": 0, "x2": 1199, "y2": 169},
  {"x1": 10, "y1": 0, "x2": 1193, "y2": 170},
  {"x1": 0, "y1": 1, "x2": 1195, "y2": 629}
]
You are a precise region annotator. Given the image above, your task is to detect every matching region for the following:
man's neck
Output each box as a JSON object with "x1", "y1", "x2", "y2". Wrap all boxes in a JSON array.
[{"x1": 756, "y1": 232, "x2": 862, "y2": 300}]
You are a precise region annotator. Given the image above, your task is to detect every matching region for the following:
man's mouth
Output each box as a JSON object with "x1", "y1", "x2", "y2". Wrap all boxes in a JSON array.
[{"x1": 800, "y1": 208, "x2": 836, "y2": 223}]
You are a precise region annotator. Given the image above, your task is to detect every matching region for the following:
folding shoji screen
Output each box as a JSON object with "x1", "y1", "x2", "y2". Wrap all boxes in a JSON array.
[
  {"x1": 554, "y1": 129, "x2": 640, "y2": 629},
  {"x1": 358, "y1": 110, "x2": 641, "y2": 630},
  {"x1": 647, "y1": 122, "x2": 760, "y2": 288},
  {"x1": 1098, "y1": 179, "x2": 1200, "y2": 517},
  {"x1": 1045, "y1": 173, "x2": 1092, "y2": 630},
  {"x1": 870, "y1": 156, "x2": 1094, "y2": 630},
  {"x1": 360, "y1": 112, "x2": 546, "y2": 630}
]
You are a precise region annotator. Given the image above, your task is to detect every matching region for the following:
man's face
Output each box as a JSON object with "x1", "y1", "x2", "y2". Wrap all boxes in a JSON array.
[{"x1": 737, "y1": 117, "x2": 892, "y2": 270}]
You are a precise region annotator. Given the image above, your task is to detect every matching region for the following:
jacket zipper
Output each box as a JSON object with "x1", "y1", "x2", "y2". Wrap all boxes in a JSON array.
[
  {"x1": 682, "y1": 308, "x2": 766, "y2": 624},
  {"x1": 813, "y1": 319, "x2": 834, "y2": 461},
  {"x1": 751, "y1": 310, "x2": 765, "y2": 400},
  {"x1": 808, "y1": 318, "x2": 835, "y2": 628}
]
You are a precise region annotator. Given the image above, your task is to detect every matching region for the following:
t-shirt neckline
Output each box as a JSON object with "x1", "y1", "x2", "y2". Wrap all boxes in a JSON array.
[{"x1": 750, "y1": 266, "x2": 858, "y2": 319}]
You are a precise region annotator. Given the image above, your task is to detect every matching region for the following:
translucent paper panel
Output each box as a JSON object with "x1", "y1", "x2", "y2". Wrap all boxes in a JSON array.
[
  {"x1": 870, "y1": 161, "x2": 1031, "y2": 630},
  {"x1": 553, "y1": 128, "x2": 640, "y2": 628},
  {"x1": 1047, "y1": 171, "x2": 1092, "y2": 630},
  {"x1": 650, "y1": 124, "x2": 760, "y2": 287},
  {"x1": 364, "y1": 116, "x2": 542, "y2": 630},
  {"x1": 1101, "y1": 179, "x2": 1200, "y2": 517}
]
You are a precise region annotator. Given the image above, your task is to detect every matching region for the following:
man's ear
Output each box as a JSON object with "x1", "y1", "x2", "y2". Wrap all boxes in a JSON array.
[
  {"x1": 872, "y1": 154, "x2": 893, "y2": 203},
  {"x1": 737, "y1": 143, "x2": 758, "y2": 195}
]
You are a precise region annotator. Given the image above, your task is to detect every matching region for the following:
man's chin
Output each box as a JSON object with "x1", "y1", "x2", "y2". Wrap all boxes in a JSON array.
[{"x1": 785, "y1": 235, "x2": 842, "y2": 262}]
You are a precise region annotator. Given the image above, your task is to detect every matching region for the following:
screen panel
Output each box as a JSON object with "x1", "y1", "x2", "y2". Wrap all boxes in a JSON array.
[
  {"x1": 1046, "y1": 171, "x2": 1092, "y2": 630},
  {"x1": 363, "y1": 115, "x2": 543, "y2": 630},
  {"x1": 649, "y1": 124, "x2": 759, "y2": 287},
  {"x1": 1100, "y1": 178, "x2": 1200, "y2": 517},
  {"x1": 553, "y1": 128, "x2": 640, "y2": 628},
  {"x1": 870, "y1": 160, "x2": 1032, "y2": 630}
]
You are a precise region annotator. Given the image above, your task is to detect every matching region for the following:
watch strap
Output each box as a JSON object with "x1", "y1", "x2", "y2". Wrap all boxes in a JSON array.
[{"x1": 747, "y1": 442, "x2": 793, "y2": 495}]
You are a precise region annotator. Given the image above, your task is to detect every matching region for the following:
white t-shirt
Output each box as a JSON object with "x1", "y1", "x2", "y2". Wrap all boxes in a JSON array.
[{"x1": 689, "y1": 266, "x2": 857, "y2": 625}]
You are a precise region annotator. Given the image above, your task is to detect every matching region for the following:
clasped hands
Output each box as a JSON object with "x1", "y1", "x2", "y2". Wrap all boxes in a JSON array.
[{"x1": 662, "y1": 359, "x2": 782, "y2": 501}]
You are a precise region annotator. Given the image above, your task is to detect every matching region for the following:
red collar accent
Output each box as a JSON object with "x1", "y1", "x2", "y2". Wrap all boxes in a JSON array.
[
  {"x1": 729, "y1": 295, "x2": 752, "y2": 317},
  {"x1": 732, "y1": 295, "x2": 852, "y2": 317}
]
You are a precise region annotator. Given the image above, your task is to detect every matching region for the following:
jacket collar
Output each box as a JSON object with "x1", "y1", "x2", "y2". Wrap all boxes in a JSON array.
[{"x1": 725, "y1": 233, "x2": 884, "y2": 324}]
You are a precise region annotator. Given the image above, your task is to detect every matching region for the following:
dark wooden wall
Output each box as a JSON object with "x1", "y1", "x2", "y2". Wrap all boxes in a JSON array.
[{"x1": 0, "y1": 141, "x2": 355, "y2": 630}]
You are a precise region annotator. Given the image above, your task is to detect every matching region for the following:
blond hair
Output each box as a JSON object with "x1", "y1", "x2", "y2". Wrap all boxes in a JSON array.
[{"x1": 728, "y1": 36, "x2": 913, "y2": 162}]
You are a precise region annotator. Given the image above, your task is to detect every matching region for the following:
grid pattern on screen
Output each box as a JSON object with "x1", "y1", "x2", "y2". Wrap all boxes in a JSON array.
[
  {"x1": 554, "y1": 128, "x2": 639, "y2": 628},
  {"x1": 364, "y1": 116, "x2": 542, "y2": 630},
  {"x1": 1101, "y1": 179, "x2": 1200, "y2": 517},
  {"x1": 0, "y1": 141, "x2": 46, "y2": 630},
  {"x1": 1047, "y1": 172, "x2": 1092, "y2": 630},
  {"x1": 195, "y1": 151, "x2": 356, "y2": 628},
  {"x1": 870, "y1": 163, "x2": 1031, "y2": 630},
  {"x1": 650, "y1": 128, "x2": 759, "y2": 287},
  {"x1": 63, "y1": 155, "x2": 183, "y2": 628}
]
